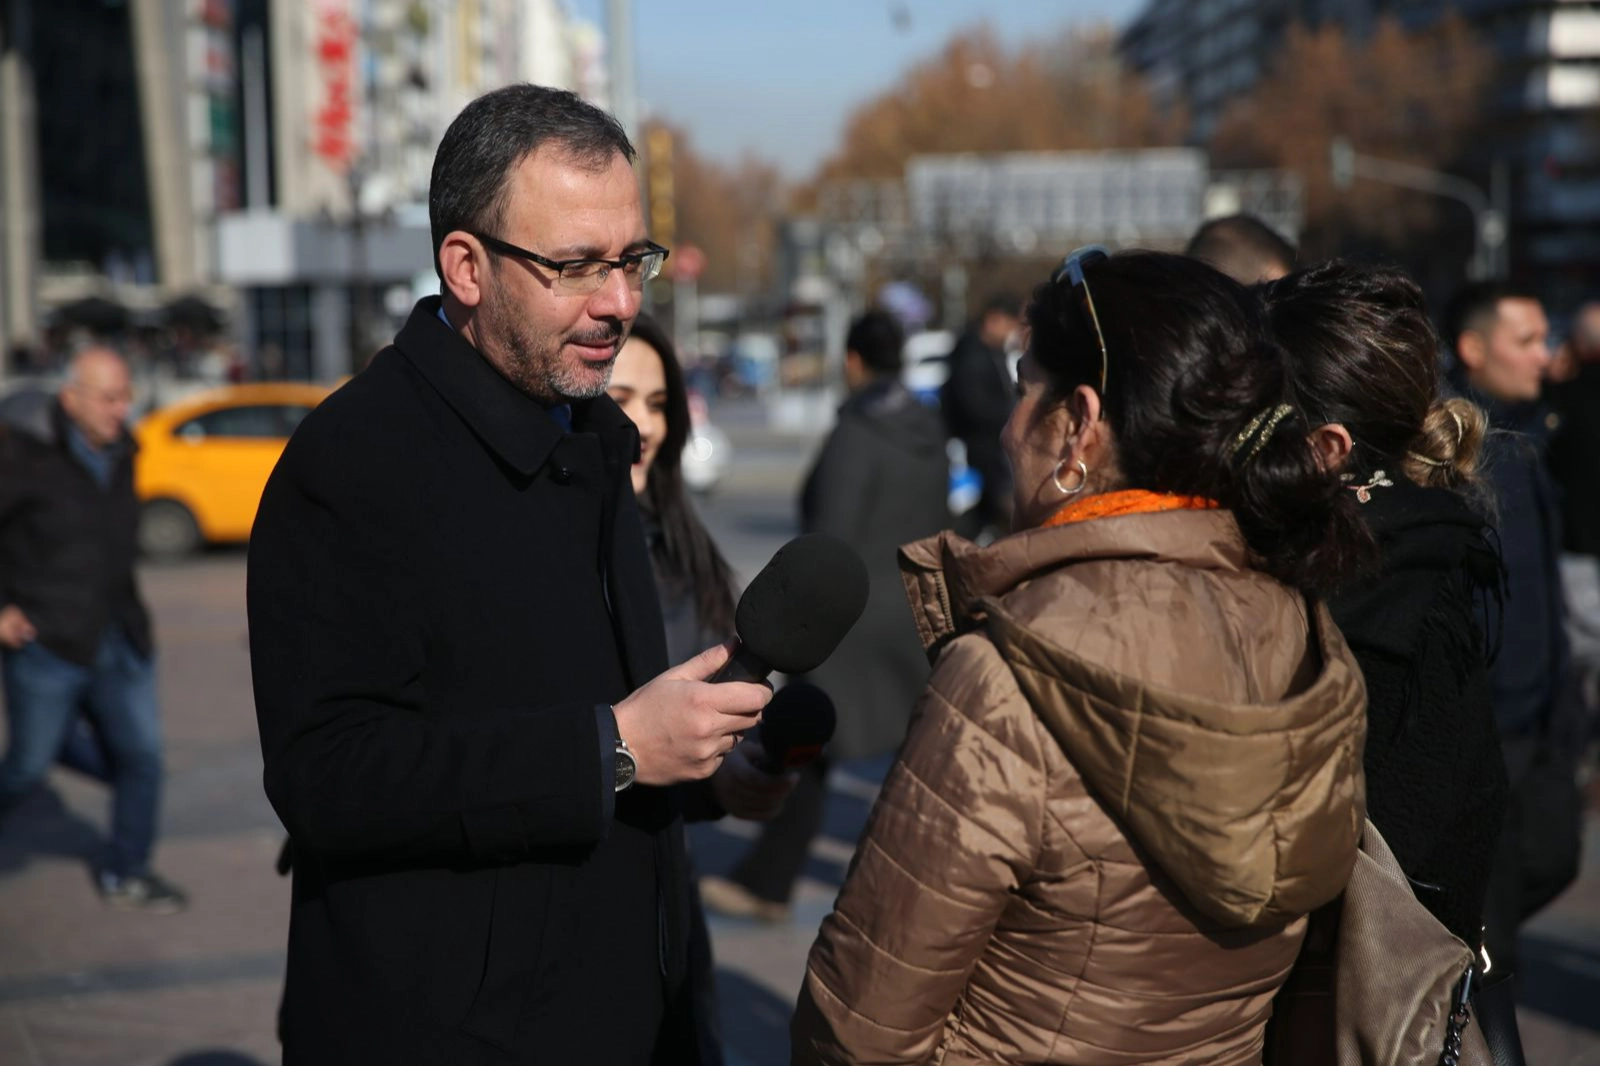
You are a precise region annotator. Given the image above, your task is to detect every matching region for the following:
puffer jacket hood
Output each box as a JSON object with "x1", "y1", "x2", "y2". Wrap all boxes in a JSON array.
[{"x1": 900, "y1": 509, "x2": 1367, "y2": 929}]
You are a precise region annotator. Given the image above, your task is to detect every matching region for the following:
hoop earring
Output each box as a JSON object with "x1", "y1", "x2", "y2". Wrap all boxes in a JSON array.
[{"x1": 1053, "y1": 458, "x2": 1088, "y2": 496}]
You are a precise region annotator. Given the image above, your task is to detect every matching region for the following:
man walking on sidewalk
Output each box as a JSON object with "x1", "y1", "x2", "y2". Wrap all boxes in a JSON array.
[{"x1": 0, "y1": 347, "x2": 186, "y2": 912}]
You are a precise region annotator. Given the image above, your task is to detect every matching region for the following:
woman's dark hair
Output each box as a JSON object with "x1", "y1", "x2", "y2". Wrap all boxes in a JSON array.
[
  {"x1": 1261, "y1": 259, "x2": 1487, "y2": 493},
  {"x1": 1026, "y1": 250, "x2": 1372, "y2": 595},
  {"x1": 626, "y1": 315, "x2": 738, "y2": 637}
]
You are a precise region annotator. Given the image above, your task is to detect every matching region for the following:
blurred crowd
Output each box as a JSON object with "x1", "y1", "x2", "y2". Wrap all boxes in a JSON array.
[{"x1": 1, "y1": 80, "x2": 1598, "y2": 1066}]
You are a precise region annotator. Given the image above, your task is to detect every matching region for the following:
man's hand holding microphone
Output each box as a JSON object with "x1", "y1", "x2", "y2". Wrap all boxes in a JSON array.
[{"x1": 613, "y1": 534, "x2": 869, "y2": 822}]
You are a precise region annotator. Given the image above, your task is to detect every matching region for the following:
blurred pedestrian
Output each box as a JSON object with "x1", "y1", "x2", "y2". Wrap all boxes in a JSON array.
[
  {"x1": 0, "y1": 347, "x2": 186, "y2": 912},
  {"x1": 1264, "y1": 260, "x2": 1507, "y2": 948},
  {"x1": 248, "y1": 85, "x2": 784, "y2": 1066},
  {"x1": 940, "y1": 292, "x2": 1020, "y2": 536},
  {"x1": 701, "y1": 309, "x2": 949, "y2": 924},
  {"x1": 793, "y1": 251, "x2": 1371, "y2": 1064},
  {"x1": 1186, "y1": 213, "x2": 1297, "y2": 284},
  {"x1": 1445, "y1": 281, "x2": 1582, "y2": 975},
  {"x1": 1549, "y1": 301, "x2": 1600, "y2": 718}
]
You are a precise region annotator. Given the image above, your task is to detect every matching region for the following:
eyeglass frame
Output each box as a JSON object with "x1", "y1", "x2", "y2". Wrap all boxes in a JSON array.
[
  {"x1": 1051, "y1": 244, "x2": 1113, "y2": 408},
  {"x1": 472, "y1": 233, "x2": 670, "y2": 292}
]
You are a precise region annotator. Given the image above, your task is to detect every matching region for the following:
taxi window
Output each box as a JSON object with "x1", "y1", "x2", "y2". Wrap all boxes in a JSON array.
[{"x1": 175, "y1": 405, "x2": 288, "y2": 441}]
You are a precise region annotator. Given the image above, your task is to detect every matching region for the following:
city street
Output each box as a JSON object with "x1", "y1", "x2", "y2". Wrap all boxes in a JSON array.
[{"x1": 0, "y1": 405, "x2": 1596, "y2": 1065}]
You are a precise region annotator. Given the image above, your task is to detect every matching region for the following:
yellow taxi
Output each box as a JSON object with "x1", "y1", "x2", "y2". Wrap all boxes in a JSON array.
[{"x1": 133, "y1": 382, "x2": 335, "y2": 557}]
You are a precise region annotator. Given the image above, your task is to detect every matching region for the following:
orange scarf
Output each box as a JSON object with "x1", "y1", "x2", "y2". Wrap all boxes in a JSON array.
[{"x1": 1043, "y1": 488, "x2": 1220, "y2": 529}]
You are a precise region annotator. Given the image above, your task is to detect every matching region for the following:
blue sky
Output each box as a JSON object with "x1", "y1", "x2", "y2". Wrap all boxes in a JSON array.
[{"x1": 568, "y1": 1, "x2": 1145, "y2": 176}]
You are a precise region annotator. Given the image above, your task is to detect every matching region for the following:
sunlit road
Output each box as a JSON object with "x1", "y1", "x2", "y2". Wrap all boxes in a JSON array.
[{"x1": 0, "y1": 400, "x2": 1594, "y2": 1065}]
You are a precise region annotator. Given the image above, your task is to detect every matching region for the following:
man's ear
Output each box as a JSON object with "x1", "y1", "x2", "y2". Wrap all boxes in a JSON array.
[
  {"x1": 1456, "y1": 330, "x2": 1487, "y2": 373},
  {"x1": 438, "y1": 231, "x2": 488, "y2": 309},
  {"x1": 1310, "y1": 422, "x2": 1354, "y2": 473}
]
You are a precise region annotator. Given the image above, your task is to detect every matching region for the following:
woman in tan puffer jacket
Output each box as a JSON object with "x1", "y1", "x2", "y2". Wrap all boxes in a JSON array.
[{"x1": 792, "y1": 250, "x2": 1374, "y2": 1065}]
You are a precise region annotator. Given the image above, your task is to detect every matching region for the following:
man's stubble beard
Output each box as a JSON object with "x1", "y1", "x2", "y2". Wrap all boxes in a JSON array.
[{"x1": 481, "y1": 276, "x2": 620, "y2": 404}]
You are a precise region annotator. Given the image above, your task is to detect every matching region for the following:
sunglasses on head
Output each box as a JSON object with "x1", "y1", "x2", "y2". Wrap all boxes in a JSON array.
[{"x1": 1051, "y1": 245, "x2": 1112, "y2": 404}]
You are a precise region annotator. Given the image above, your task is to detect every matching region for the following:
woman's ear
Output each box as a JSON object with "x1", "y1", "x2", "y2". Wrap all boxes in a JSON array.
[
  {"x1": 1310, "y1": 422, "x2": 1354, "y2": 472},
  {"x1": 1068, "y1": 385, "x2": 1109, "y2": 465}
]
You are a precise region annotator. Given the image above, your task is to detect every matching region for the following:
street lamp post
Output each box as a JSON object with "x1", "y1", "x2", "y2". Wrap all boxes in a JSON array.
[{"x1": 1330, "y1": 137, "x2": 1508, "y2": 280}]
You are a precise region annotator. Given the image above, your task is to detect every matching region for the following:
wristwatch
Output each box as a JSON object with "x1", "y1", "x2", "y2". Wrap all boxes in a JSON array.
[{"x1": 614, "y1": 737, "x2": 637, "y2": 793}]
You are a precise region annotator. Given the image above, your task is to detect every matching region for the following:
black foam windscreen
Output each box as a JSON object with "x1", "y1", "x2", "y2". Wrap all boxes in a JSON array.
[
  {"x1": 734, "y1": 533, "x2": 870, "y2": 676},
  {"x1": 758, "y1": 682, "x2": 837, "y2": 773}
]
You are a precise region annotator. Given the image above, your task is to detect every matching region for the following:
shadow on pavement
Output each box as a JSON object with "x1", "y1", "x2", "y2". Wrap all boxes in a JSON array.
[
  {"x1": 166, "y1": 1053, "x2": 270, "y2": 1066},
  {"x1": 0, "y1": 785, "x2": 103, "y2": 877},
  {"x1": 1518, "y1": 932, "x2": 1600, "y2": 1032},
  {"x1": 716, "y1": 968, "x2": 794, "y2": 1066}
]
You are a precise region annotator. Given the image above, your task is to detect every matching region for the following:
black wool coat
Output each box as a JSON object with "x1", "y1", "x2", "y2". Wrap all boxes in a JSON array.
[
  {"x1": 0, "y1": 403, "x2": 151, "y2": 665},
  {"x1": 1329, "y1": 476, "x2": 1509, "y2": 946},
  {"x1": 249, "y1": 300, "x2": 699, "y2": 1065}
]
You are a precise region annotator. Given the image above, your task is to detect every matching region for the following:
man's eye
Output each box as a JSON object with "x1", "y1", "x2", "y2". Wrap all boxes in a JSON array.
[{"x1": 564, "y1": 261, "x2": 608, "y2": 279}]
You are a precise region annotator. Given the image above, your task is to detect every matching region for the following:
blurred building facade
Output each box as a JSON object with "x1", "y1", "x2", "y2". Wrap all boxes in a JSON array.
[
  {"x1": 1119, "y1": 0, "x2": 1600, "y2": 302},
  {"x1": 1, "y1": 0, "x2": 240, "y2": 350},
  {"x1": 0, "y1": 0, "x2": 607, "y2": 378}
]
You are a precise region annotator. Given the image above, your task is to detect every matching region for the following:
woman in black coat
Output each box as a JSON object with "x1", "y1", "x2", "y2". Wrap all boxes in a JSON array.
[
  {"x1": 1264, "y1": 261, "x2": 1509, "y2": 948},
  {"x1": 607, "y1": 314, "x2": 745, "y2": 1066}
]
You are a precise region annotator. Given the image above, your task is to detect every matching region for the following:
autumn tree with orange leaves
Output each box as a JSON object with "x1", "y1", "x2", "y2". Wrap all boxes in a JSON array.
[
  {"x1": 1210, "y1": 15, "x2": 1493, "y2": 258},
  {"x1": 812, "y1": 24, "x2": 1184, "y2": 189}
]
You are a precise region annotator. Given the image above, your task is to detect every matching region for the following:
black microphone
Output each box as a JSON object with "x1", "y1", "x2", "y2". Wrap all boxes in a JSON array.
[
  {"x1": 757, "y1": 682, "x2": 836, "y2": 774},
  {"x1": 710, "y1": 533, "x2": 870, "y2": 684}
]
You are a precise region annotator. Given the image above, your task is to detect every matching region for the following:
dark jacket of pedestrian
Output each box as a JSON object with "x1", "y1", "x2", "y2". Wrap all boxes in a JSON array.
[
  {"x1": 940, "y1": 327, "x2": 1015, "y2": 526},
  {"x1": 1465, "y1": 385, "x2": 1570, "y2": 738},
  {"x1": 1328, "y1": 476, "x2": 1507, "y2": 946},
  {"x1": 801, "y1": 378, "x2": 949, "y2": 760},
  {"x1": 249, "y1": 301, "x2": 696, "y2": 1066},
  {"x1": 1549, "y1": 360, "x2": 1600, "y2": 557},
  {"x1": 0, "y1": 402, "x2": 150, "y2": 665}
]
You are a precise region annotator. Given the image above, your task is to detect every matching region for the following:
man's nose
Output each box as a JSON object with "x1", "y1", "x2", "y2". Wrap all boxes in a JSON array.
[{"x1": 588, "y1": 268, "x2": 640, "y2": 322}]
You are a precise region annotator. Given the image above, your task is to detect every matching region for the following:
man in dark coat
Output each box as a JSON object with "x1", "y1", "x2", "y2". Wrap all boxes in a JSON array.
[
  {"x1": 0, "y1": 348, "x2": 185, "y2": 911},
  {"x1": 701, "y1": 309, "x2": 950, "y2": 922},
  {"x1": 248, "y1": 85, "x2": 780, "y2": 1065},
  {"x1": 1549, "y1": 301, "x2": 1600, "y2": 712},
  {"x1": 1446, "y1": 282, "x2": 1582, "y2": 975},
  {"x1": 940, "y1": 294, "x2": 1020, "y2": 536}
]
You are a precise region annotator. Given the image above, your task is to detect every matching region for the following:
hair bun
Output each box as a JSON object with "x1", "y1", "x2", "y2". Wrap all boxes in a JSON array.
[{"x1": 1404, "y1": 398, "x2": 1486, "y2": 489}]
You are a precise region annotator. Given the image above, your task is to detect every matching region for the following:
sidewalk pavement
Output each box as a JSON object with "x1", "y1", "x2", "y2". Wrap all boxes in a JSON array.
[{"x1": 0, "y1": 547, "x2": 1596, "y2": 1064}]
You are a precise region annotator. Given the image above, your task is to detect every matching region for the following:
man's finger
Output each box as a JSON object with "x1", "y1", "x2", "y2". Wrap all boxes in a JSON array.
[
  {"x1": 667, "y1": 640, "x2": 738, "y2": 682},
  {"x1": 703, "y1": 681, "x2": 772, "y2": 714}
]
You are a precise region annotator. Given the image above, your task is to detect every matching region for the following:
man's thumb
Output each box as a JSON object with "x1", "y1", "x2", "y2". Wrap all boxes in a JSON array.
[{"x1": 670, "y1": 639, "x2": 737, "y2": 682}]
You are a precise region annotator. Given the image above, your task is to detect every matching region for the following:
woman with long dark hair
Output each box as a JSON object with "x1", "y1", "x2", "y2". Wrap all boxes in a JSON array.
[
  {"x1": 1262, "y1": 260, "x2": 1508, "y2": 951},
  {"x1": 609, "y1": 315, "x2": 738, "y2": 659},
  {"x1": 607, "y1": 315, "x2": 789, "y2": 1066},
  {"x1": 793, "y1": 251, "x2": 1373, "y2": 1064}
]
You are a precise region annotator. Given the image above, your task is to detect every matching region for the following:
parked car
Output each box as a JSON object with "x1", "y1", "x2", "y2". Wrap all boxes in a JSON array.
[
  {"x1": 902, "y1": 329, "x2": 955, "y2": 406},
  {"x1": 682, "y1": 390, "x2": 731, "y2": 494},
  {"x1": 133, "y1": 382, "x2": 335, "y2": 558}
]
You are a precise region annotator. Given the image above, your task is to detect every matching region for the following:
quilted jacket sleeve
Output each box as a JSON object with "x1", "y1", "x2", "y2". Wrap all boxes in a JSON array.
[{"x1": 792, "y1": 635, "x2": 1047, "y2": 1064}]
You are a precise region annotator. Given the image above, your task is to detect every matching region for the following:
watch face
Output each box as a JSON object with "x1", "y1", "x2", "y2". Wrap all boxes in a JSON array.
[{"x1": 615, "y1": 746, "x2": 637, "y2": 792}]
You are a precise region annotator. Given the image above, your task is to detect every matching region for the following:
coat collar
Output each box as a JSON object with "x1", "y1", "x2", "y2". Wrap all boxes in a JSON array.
[
  {"x1": 392, "y1": 297, "x2": 640, "y2": 476},
  {"x1": 900, "y1": 509, "x2": 1250, "y2": 653}
]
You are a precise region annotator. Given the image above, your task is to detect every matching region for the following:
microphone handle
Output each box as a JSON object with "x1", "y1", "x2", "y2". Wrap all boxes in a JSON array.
[{"x1": 708, "y1": 641, "x2": 771, "y2": 685}]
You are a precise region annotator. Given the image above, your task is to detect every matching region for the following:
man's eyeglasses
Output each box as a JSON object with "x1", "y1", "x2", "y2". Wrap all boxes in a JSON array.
[
  {"x1": 1052, "y1": 244, "x2": 1112, "y2": 403},
  {"x1": 474, "y1": 234, "x2": 670, "y2": 294}
]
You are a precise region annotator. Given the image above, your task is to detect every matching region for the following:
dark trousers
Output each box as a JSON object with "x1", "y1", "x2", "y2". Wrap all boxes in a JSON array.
[
  {"x1": 730, "y1": 759, "x2": 829, "y2": 905},
  {"x1": 0, "y1": 628, "x2": 163, "y2": 877},
  {"x1": 1483, "y1": 719, "x2": 1584, "y2": 976}
]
